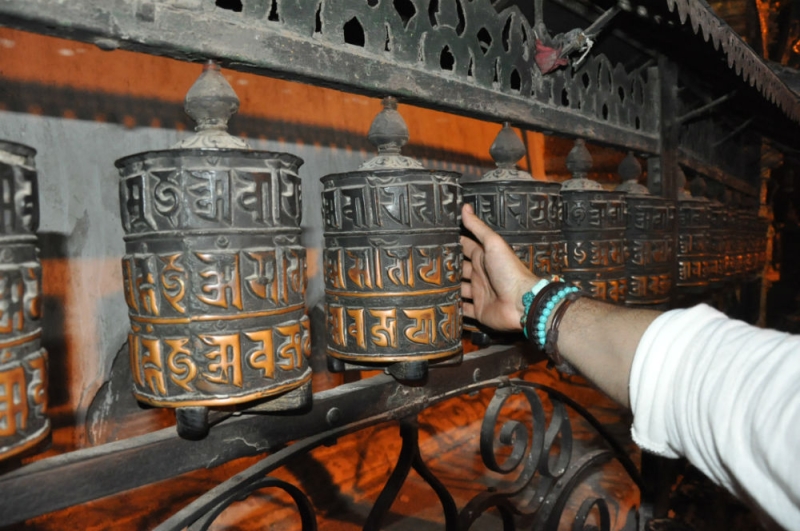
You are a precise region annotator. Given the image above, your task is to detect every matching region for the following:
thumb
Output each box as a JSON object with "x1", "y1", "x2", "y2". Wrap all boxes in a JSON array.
[{"x1": 461, "y1": 204, "x2": 496, "y2": 245}]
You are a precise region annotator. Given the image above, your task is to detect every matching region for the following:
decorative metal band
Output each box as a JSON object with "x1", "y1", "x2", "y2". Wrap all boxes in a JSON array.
[
  {"x1": 624, "y1": 196, "x2": 675, "y2": 305},
  {"x1": 117, "y1": 151, "x2": 310, "y2": 409},
  {"x1": 117, "y1": 151, "x2": 303, "y2": 235},
  {"x1": 0, "y1": 350, "x2": 49, "y2": 460},
  {"x1": 129, "y1": 313, "x2": 312, "y2": 406},
  {"x1": 325, "y1": 290, "x2": 462, "y2": 362},
  {"x1": 0, "y1": 142, "x2": 47, "y2": 461},
  {"x1": 321, "y1": 171, "x2": 461, "y2": 233},
  {"x1": 463, "y1": 181, "x2": 563, "y2": 277},
  {"x1": 133, "y1": 372, "x2": 312, "y2": 409},
  {"x1": 323, "y1": 242, "x2": 461, "y2": 294},
  {"x1": 561, "y1": 190, "x2": 627, "y2": 303}
]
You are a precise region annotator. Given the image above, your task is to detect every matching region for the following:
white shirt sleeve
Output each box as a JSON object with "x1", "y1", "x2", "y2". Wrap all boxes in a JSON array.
[{"x1": 629, "y1": 304, "x2": 800, "y2": 531}]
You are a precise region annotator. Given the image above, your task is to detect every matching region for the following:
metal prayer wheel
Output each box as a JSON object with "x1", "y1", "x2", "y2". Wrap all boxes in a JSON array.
[
  {"x1": 676, "y1": 174, "x2": 710, "y2": 290},
  {"x1": 560, "y1": 140, "x2": 627, "y2": 303},
  {"x1": 615, "y1": 153, "x2": 675, "y2": 306},
  {"x1": 321, "y1": 97, "x2": 462, "y2": 381},
  {"x1": 462, "y1": 123, "x2": 563, "y2": 278},
  {"x1": 721, "y1": 197, "x2": 738, "y2": 280},
  {"x1": 116, "y1": 62, "x2": 311, "y2": 438},
  {"x1": 0, "y1": 140, "x2": 48, "y2": 460},
  {"x1": 706, "y1": 199, "x2": 726, "y2": 285}
]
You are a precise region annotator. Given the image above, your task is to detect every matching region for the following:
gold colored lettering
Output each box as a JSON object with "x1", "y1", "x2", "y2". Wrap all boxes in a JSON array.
[
  {"x1": 285, "y1": 249, "x2": 304, "y2": 300},
  {"x1": 245, "y1": 250, "x2": 278, "y2": 303},
  {"x1": 346, "y1": 308, "x2": 367, "y2": 349},
  {"x1": 369, "y1": 309, "x2": 397, "y2": 348},
  {"x1": 159, "y1": 253, "x2": 187, "y2": 313},
  {"x1": 607, "y1": 280, "x2": 625, "y2": 303},
  {"x1": 346, "y1": 249, "x2": 372, "y2": 289},
  {"x1": 439, "y1": 303, "x2": 459, "y2": 341},
  {"x1": 134, "y1": 255, "x2": 160, "y2": 316},
  {"x1": 197, "y1": 252, "x2": 243, "y2": 310},
  {"x1": 245, "y1": 329, "x2": 275, "y2": 379},
  {"x1": 572, "y1": 242, "x2": 588, "y2": 266},
  {"x1": 23, "y1": 266, "x2": 41, "y2": 321},
  {"x1": 419, "y1": 247, "x2": 443, "y2": 285},
  {"x1": 301, "y1": 316, "x2": 311, "y2": 359},
  {"x1": 514, "y1": 245, "x2": 534, "y2": 272},
  {"x1": 324, "y1": 249, "x2": 346, "y2": 290},
  {"x1": 276, "y1": 323, "x2": 303, "y2": 371},
  {"x1": 201, "y1": 333, "x2": 243, "y2": 387},
  {"x1": 443, "y1": 245, "x2": 460, "y2": 283},
  {"x1": 141, "y1": 337, "x2": 167, "y2": 395},
  {"x1": 0, "y1": 273, "x2": 24, "y2": 334},
  {"x1": 386, "y1": 248, "x2": 414, "y2": 287},
  {"x1": 166, "y1": 338, "x2": 196, "y2": 392},
  {"x1": 0, "y1": 365, "x2": 28, "y2": 436},
  {"x1": 404, "y1": 307, "x2": 437, "y2": 345},
  {"x1": 122, "y1": 257, "x2": 139, "y2": 312},
  {"x1": 328, "y1": 306, "x2": 346, "y2": 347},
  {"x1": 373, "y1": 248, "x2": 383, "y2": 288},
  {"x1": 588, "y1": 280, "x2": 607, "y2": 300},
  {"x1": 129, "y1": 331, "x2": 144, "y2": 387},
  {"x1": 28, "y1": 352, "x2": 47, "y2": 413}
]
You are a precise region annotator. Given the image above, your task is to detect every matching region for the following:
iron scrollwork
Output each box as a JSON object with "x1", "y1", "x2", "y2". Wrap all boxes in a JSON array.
[{"x1": 155, "y1": 378, "x2": 642, "y2": 530}]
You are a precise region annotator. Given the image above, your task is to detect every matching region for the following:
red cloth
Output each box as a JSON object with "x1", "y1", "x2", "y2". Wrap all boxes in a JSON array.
[{"x1": 534, "y1": 39, "x2": 569, "y2": 74}]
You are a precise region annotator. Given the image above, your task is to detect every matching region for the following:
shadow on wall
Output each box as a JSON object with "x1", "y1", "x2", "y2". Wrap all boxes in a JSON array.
[{"x1": 0, "y1": 79, "x2": 491, "y2": 174}]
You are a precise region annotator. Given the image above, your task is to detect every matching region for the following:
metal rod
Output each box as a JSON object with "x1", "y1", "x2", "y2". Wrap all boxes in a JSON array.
[{"x1": 675, "y1": 92, "x2": 737, "y2": 124}]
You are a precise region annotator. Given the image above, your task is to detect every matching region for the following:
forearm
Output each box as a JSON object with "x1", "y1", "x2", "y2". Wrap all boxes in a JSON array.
[{"x1": 547, "y1": 297, "x2": 661, "y2": 407}]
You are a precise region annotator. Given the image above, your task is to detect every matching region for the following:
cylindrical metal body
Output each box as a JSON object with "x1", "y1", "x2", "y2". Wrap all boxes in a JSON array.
[
  {"x1": 462, "y1": 180, "x2": 563, "y2": 278},
  {"x1": 722, "y1": 208, "x2": 737, "y2": 280},
  {"x1": 731, "y1": 210, "x2": 747, "y2": 279},
  {"x1": 622, "y1": 195, "x2": 675, "y2": 306},
  {"x1": 755, "y1": 216, "x2": 769, "y2": 272},
  {"x1": 0, "y1": 140, "x2": 48, "y2": 460},
  {"x1": 561, "y1": 190, "x2": 627, "y2": 303},
  {"x1": 676, "y1": 197, "x2": 710, "y2": 289},
  {"x1": 706, "y1": 202, "x2": 725, "y2": 285},
  {"x1": 116, "y1": 149, "x2": 311, "y2": 408},
  {"x1": 321, "y1": 169, "x2": 462, "y2": 365}
]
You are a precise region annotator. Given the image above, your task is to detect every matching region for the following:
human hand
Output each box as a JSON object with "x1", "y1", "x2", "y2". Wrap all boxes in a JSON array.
[{"x1": 461, "y1": 204, "x2": 540, "y2": 331}]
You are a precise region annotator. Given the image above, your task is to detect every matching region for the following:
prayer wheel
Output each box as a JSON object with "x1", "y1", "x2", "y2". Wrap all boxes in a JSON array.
[
  {"x1": 115, "y1": 62, "x2": 311, "y2": 438},
  {"x1": 615, "y1": 153, "x2": 675, "y2": 306},
  {"x1": 0, "y1": 140, "x2": 48, "y2": 460},
  {"x1": 461, "y1": 124, "x2": 561, "y2": 343},
  {"x1": 462, "y1": 123, "x2": 563, "y2": 279},
  {"x1": 675, "y1": 174, "x2": 710, "y2": 290},
  {"x1": 560, "y1": 140, "x2": 627, "y2": 303},
  {"x1": 321, "y1": 98, "x2": 462, "y2": 381},
  {"x1": 722, "y1": 197, "x2": 737, "y2": 281},
  {"x1": 706, "y1": 199, "x2": 726, "y2": 286}
]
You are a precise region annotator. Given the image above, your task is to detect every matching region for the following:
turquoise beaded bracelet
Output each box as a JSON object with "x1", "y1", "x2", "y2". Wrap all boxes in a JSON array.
[
  {"x1": 534, "y1": 285, "x2": 580, "y2": 348},
  {"x1": 520, "y1": 278, "x2": 553, "y2": 338}
]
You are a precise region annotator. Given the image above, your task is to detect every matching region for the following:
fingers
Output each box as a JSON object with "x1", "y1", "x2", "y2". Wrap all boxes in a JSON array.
[
  {"x1": 462, "y1": 260, "x2": 473, "y2": 281},
  {"x1": 461, "y1": 279, "x2": 473, "y2": 300},
  {"x1": 462, "y1": 301, "x2": 475, "y2": 320},
  {"x1": 460, "y1": 234, "x2": 482, "y2": 262},
  {"x1": 461, "y1": 204, "x2": 496, "y2": 246}
]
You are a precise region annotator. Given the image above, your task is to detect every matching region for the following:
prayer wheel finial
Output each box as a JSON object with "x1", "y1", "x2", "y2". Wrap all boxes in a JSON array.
[
  {"x1": 481, "y1": 123, "x2": 532, "y2": 181},
  {"x1": 616, "y1": 152, "x2": 648, "y2": 194},
  {"x1": 174, "y1": 60, "x2": 249, "y2": 149},
  {"x1": 361, "y1": 97, "x2": 423, "y2": 169},
  {"x1": 563, "y1": 139, "x2": 602, "y2": 190}
]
